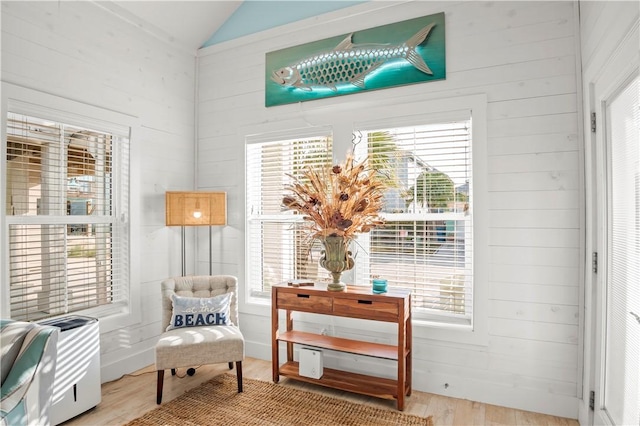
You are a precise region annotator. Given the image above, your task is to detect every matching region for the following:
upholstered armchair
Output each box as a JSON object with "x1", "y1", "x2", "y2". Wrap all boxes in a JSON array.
[
  {"x1": 155, "y1": 275, "x2": 244, "y2": 404},
  {"x1": 1, "y1": 320, "x2": 59, "y2": 426}
]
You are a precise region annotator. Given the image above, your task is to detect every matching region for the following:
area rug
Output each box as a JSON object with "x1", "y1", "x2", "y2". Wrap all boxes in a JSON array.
[{"x1": 125, "y1": 374, "x2": 433, "y2": 426}]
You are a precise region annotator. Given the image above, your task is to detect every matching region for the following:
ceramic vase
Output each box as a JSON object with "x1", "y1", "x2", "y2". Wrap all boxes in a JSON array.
[{"x1": 318, "y1": 235, "x2": 354, "y2": 292}]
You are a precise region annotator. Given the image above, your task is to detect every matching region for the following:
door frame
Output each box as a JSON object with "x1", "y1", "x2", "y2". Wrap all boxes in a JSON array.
[{"x1": 584, "y1": 21, "x2": 639, "y2": 425}]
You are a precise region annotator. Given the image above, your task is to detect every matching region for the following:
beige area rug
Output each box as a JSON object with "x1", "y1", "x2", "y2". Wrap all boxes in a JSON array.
[{"x1": 125, "y1": 374, "x2": 433, "y2": 426}]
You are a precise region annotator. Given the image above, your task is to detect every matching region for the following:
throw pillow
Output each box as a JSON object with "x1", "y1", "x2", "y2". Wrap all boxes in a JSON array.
[{"x1": 166, "y1": 293, "x2": 232, "y2": 331}]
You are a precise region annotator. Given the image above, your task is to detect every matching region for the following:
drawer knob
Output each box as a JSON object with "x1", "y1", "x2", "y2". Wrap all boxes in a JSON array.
[
  {"x1": 297, "y1": 294, "x2": 310, "y2": 299},
  {"x1": 357, "y1": 300, "x2": 373, "y2": 305}
]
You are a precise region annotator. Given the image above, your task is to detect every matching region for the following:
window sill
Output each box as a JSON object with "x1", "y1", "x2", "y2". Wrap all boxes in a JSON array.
[
  {"x1": 412, "y1": 318, "x2": 488, "y2": 346},
  {"x1": 242, "y1": 298, "x2": 488, "y2": 347},
  {"x1": 53, "y1": 301, "x2": 141, "y2": 334}
]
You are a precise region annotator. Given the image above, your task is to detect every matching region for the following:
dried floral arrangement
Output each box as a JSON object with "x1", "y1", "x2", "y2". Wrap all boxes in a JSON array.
[{"x1": 282, "y1": 153, "x2": 386, "y2": 241}]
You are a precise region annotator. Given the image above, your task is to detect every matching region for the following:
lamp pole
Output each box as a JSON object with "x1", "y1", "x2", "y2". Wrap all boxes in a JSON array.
[
  {"x1": 181, "y1": 226, "x2": 186, "y2": 276},
  {"x1": 209, "y1": 225, "x2": 212, "y2": 275}
]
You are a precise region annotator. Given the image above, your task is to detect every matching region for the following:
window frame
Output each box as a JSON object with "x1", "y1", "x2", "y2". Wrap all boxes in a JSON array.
[
  {"x1": 243, "y1": 94, "x2": 488, "y2": 345},
  {"x1": 1, "y1": 83, "x2": 141, "y2": 332}
]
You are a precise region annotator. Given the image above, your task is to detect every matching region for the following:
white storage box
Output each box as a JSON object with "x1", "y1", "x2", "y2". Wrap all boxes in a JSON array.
[{"x1": 299, "y1": 347, "x2": 323, "y2": 379}]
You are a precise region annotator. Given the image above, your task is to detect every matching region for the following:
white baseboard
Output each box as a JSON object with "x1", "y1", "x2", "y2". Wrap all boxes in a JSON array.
[
  {"x1": 100, "y1": 347, "x2": 155, "y2": 383},
  {"x1": 245, "y1": 339, "x2": 579, "y2": 419},
  {"x1": 245, "y1": 338, "x2": 271, "y2": 362},
  {"x1": 100, "y1": 338, "x2": 579, "y2": 420},
  {"x1": 577, "y1": 399, "x2": 590, "y2": 425}
]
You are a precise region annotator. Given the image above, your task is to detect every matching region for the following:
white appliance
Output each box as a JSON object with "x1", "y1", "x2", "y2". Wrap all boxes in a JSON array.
[
  {"x1": 299, "y1": 347, "x2": 323, "y2": 379},
  {"x1": 40, "y1": 315, "x2": 101, "y2": 425}
]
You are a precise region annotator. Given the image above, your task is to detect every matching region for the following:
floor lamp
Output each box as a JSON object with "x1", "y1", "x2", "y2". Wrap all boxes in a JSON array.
[{"x1": 165, "y1": 191, "x2": 227, "y2": 276}]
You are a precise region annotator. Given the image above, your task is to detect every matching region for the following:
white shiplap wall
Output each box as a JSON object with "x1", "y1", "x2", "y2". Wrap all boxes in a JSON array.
[
  {"x1": 197, "y1": 0, "x2": 581, "y2": 418},
  {"x1": 1, "y1": 1, "x2": 196, "y2": 381}
]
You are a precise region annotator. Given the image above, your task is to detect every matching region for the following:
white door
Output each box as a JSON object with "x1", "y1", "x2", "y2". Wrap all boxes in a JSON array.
[{"x1": 594, "y1": 73, "x2": 640, "y2": 426}]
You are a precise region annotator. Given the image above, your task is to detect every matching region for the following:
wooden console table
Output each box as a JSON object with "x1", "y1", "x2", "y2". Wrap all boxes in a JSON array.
[{"x1": 271, "y1": 283, "x2": 412, "y2": 410}]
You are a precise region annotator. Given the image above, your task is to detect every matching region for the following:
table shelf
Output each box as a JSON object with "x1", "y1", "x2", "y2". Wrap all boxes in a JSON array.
[
  {"x1": 277, "y1": 330, "x2": 401, "y2": 360},
  {"x1": 279, "y1": 361, "x2": 402, "y2": 400}
]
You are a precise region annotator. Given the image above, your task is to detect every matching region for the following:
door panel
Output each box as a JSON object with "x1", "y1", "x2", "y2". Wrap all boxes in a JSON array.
[{"x1": 601, "y1": 74, "x2": 640, "y2": 426}]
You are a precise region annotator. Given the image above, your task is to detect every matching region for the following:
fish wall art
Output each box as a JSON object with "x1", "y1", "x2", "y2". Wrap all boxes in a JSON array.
[{"x1": 265, "y1": 12, "x2": 445, "y2": 107}]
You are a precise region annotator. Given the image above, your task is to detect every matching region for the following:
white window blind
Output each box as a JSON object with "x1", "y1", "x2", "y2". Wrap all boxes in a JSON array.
[
  {"x1": 603, "y1": 75, "x2": 640, "y2": 425},
  {"x1": 246, "y1": 134, "x2": 333, "y2": 299},
  {"x1": 356, "y1": 121, "x2": 473, "y2": 323},
  {"x1": 5, "y1": 112, "x2": 130, "y2": 321}
]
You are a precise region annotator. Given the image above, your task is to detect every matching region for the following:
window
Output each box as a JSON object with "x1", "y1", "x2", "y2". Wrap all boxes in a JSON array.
[
  {"x1": 245, "y1": 98, "x2": 484, "y2": 331},
  {"x1": 4, "y1": 109, "x2": 130, "y2": 322},
  {"x1": 246, "y1": 132, "x2": 333, "y2": 299},
  {"x1": 352, "y1": 119, "x2": 473, "y2": 325}
]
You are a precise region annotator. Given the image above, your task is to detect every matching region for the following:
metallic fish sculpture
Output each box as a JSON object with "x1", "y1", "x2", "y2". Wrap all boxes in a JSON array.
[{"x1": 271, "y1": 23, "x2": 436, "y2": 92}]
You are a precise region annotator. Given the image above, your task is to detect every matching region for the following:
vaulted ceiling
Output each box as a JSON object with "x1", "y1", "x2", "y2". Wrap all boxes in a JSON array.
[{"x1": 105, "y1": 1, "x2": 364, "y2": 53}]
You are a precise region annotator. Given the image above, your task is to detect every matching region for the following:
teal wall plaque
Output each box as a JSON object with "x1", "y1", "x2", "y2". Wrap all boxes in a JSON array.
[{"x1": 265, "y1": 12, "x2": 445, "y2": 107}]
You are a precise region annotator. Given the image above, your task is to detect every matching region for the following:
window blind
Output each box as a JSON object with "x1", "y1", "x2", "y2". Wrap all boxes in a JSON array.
[
  {"x1": 5, "y1": 112, "x2": 129, "y2": 321},
  {"x1": 246, "y1": 134, "x2": 333, "y2": 299},
  {"x1": 603, "y1": 75, "x2": 640, "y2": 425},
  {"x1": 358, "y1": 120, "x2": 473, "y2": 322}
]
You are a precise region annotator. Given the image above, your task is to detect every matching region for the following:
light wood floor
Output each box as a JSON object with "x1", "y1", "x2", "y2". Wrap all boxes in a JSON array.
[{"x1": 63, "y1": 357, "x2": 579, "y2": 426}]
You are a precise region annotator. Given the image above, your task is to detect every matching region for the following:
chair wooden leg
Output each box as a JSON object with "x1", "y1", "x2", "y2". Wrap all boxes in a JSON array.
[
  {"x1": 156, "y1": 370, "x2": 164, "y2": 404},
  {"x1": 235, "y1": 361, "x2": 243, "y2": 393},
  {"x1": 228, "y1": 362, "x2": 233, "y2": 370}
]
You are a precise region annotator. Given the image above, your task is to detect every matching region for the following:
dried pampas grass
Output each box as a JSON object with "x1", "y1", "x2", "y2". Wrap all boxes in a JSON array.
[{"x1": 282, "y1": 153, "x2": 386, "y2": 241}]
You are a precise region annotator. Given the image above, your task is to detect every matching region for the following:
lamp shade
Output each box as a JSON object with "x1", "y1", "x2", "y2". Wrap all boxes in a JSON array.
[{"x1": 165, "y1": 191, "x2": 227, "y2": 226}]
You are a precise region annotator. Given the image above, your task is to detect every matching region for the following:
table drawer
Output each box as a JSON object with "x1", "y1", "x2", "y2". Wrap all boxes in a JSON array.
[
  {"x1": 277, "y1": 291, "x2": 332, "y2": 314},
  {"x1": 333, "y1": 297, "x2": 399, "y2": 321}
]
